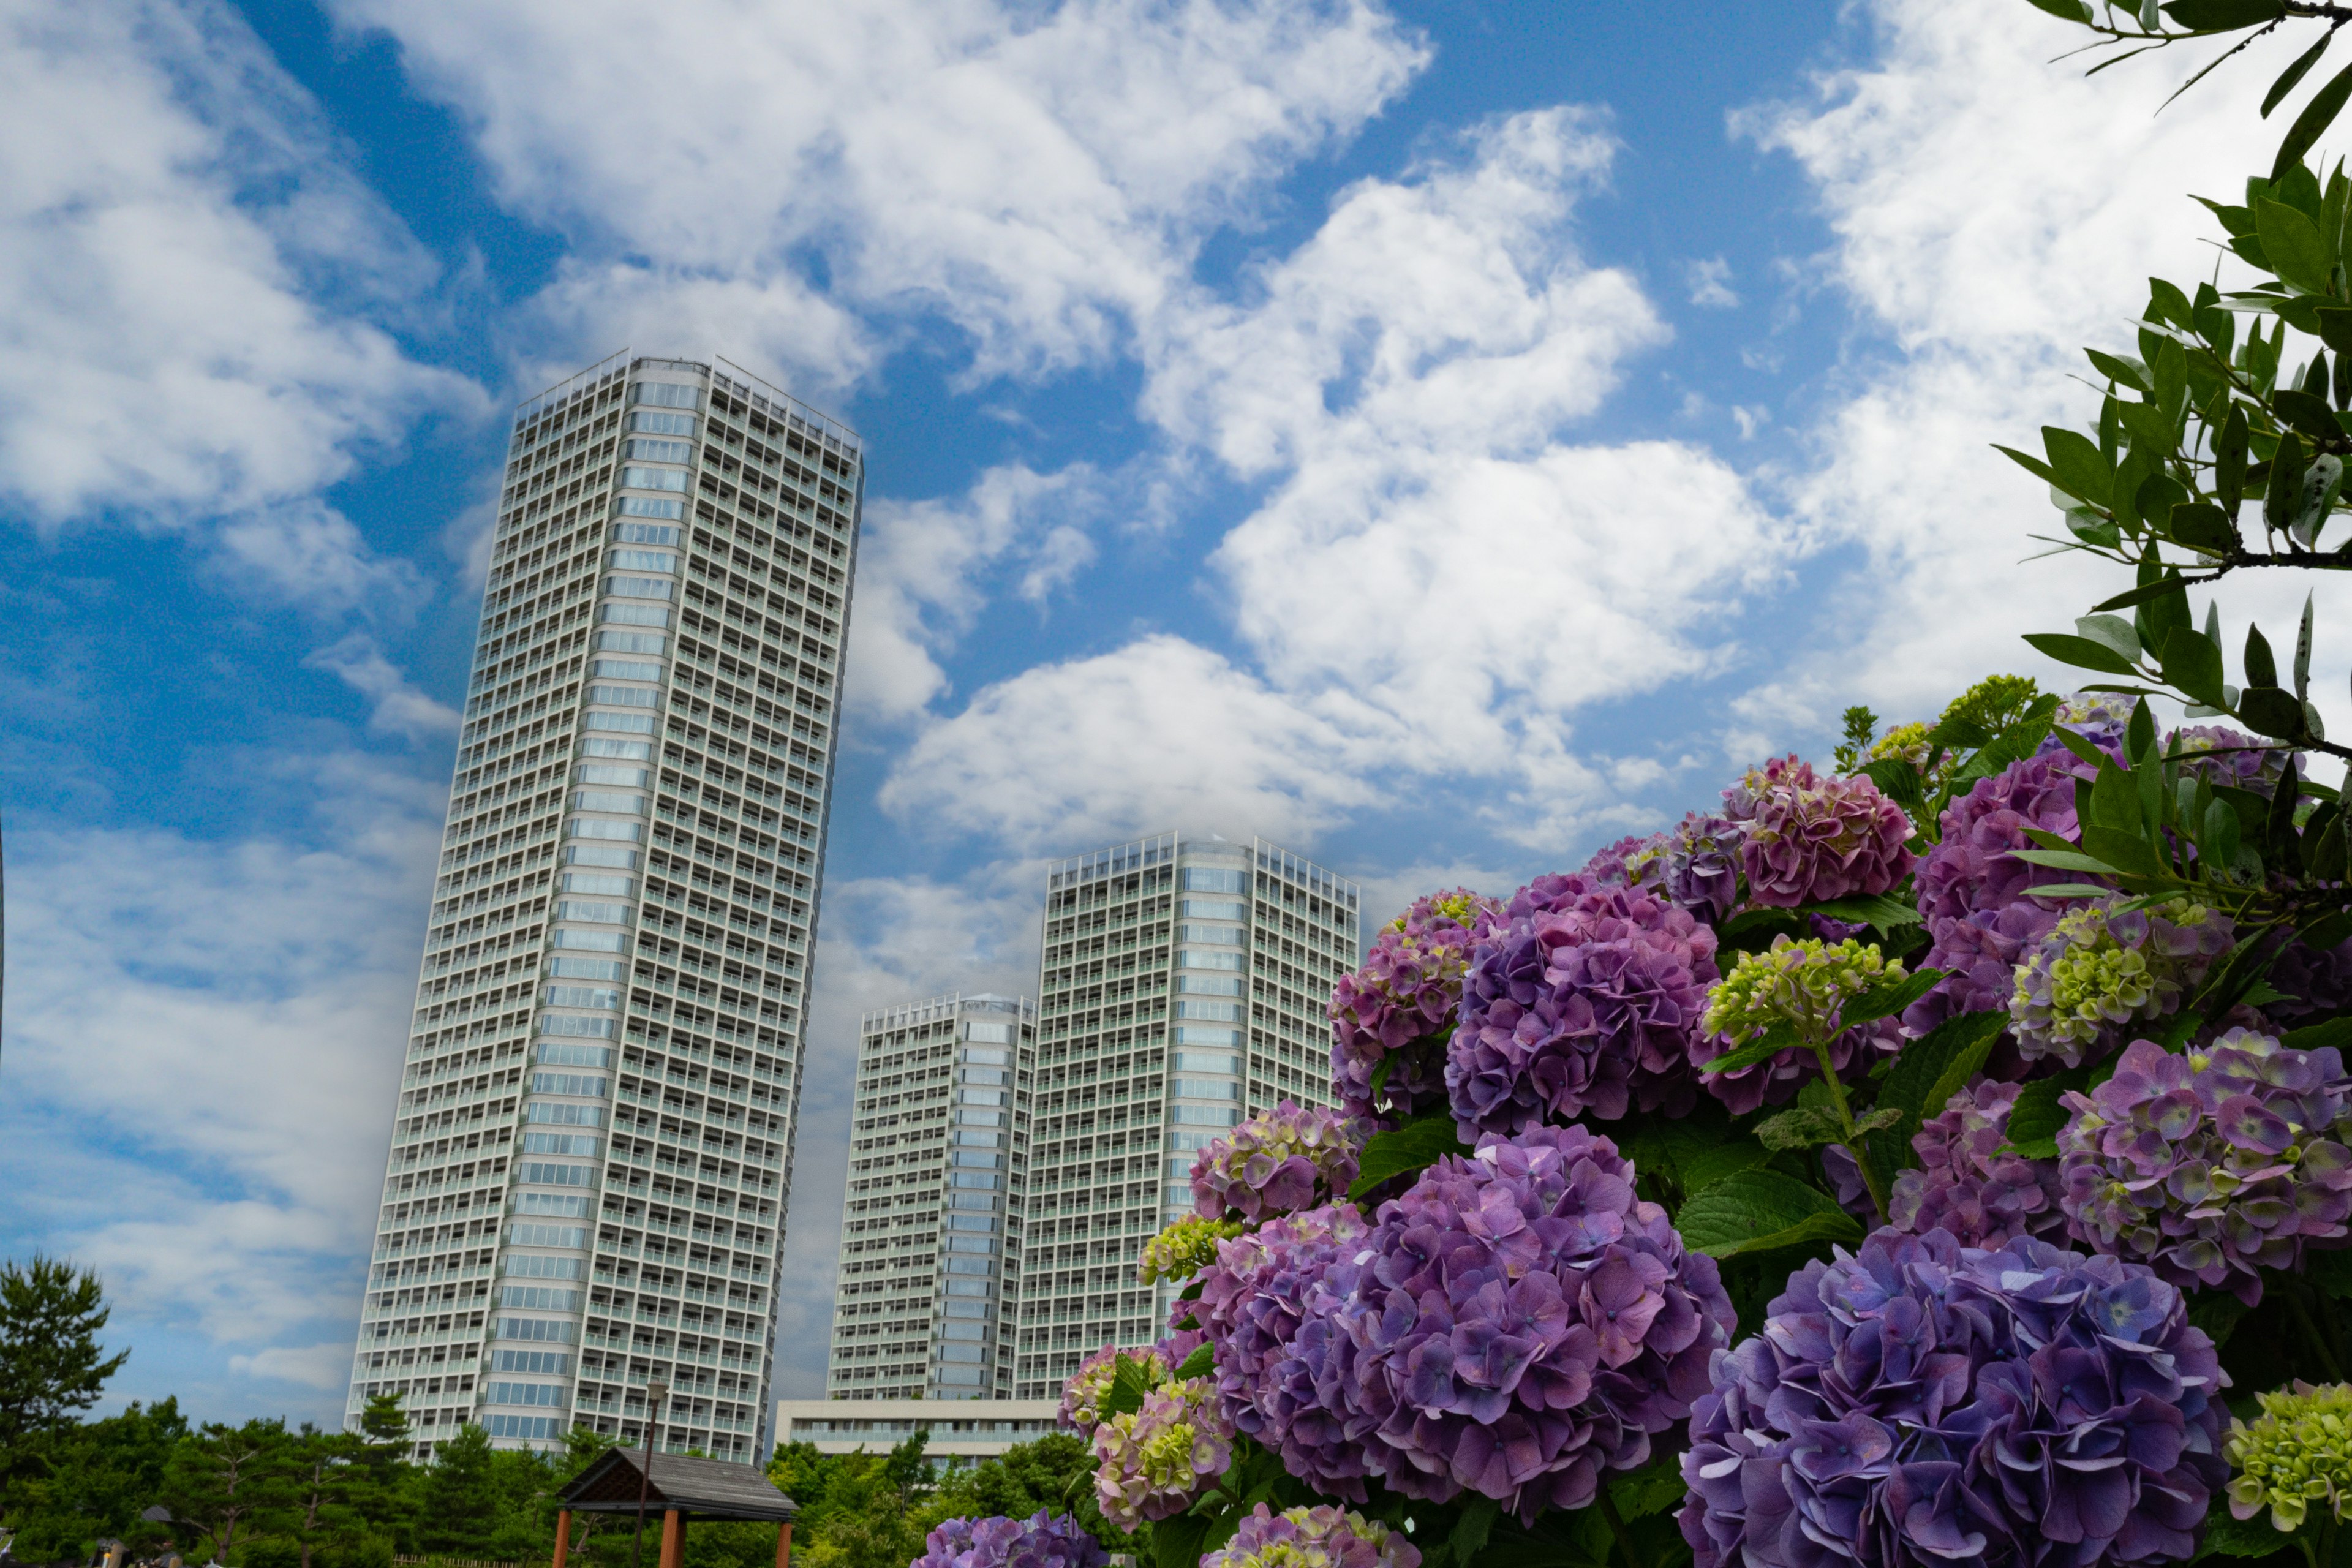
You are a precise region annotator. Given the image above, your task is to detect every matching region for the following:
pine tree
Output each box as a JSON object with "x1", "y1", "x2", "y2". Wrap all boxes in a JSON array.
[{"x1": 0, "y1": 1256, "x2": 130, "y2": 1509}]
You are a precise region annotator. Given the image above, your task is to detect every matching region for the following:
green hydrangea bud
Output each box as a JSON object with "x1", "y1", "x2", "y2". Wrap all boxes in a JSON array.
[
  {"x1": 1137, "y1": 1215, "x2": 1243, "y2": 1284},
  {"x1": 1702, "y1": 936, "x2": 1901, "y2": 1048},
  {"x1": 2226, "y1": 1381, "x2": 2352, "y2": 1532}
]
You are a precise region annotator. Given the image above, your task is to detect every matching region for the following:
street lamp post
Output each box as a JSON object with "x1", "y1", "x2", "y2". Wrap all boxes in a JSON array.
[{"x1": 631, "y1": 1379, "x2": 669, "y2": 1568}]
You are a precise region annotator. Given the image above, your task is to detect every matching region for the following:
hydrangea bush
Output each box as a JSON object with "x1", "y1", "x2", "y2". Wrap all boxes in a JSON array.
[
  {"x1": 1329, "y1": 890, "x2": 1501, "y2": 1120},
  {"x1": 913, "y1": 1514, "x2": 1110, "y2": 1568},
  {"x1": 1196, "y1": 1506, "x2": 1420, "y2": 1568},
  {"x1": 1191, "y1": 1102, "x2": 1367, "y2": 1223}
]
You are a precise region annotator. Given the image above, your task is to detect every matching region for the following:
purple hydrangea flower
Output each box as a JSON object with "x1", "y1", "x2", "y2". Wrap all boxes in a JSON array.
[
  {"x1": 2008, "y1": 896, "x2": 2234, "y2": 1068},
  {"x1": 1905, "y1": 748, "x2": 2108, "y2": 1040},
  {"x1": 2170, "y1": 725, "x2": 2280, "y2": 788},
  {"x1": 1447, "y1": 875, "x2": 1717, "y2": 1137},
  {"x1": 1191, "y1": 1101, "x2": 1368, "y2": 1223},
  {"x1": 1194, "y1": 1202, "x2": 1374, "y2": 1499},
  {"x1": 912, "y1": 1513, "x2": 1109, "y2": 1568},
  {"x1": 1723, "y1": 756, "x2": 1915, "y2": 908},
  {"x1": 2058, "y1": 1032, "x2": 2352, "y2": 1305},
  {"x1": 1581, "y1": 832, "x2": 1671, "y2": 889},
  {"x1": 2037, "y1": 691, "x2": 2135, "y2": 756},
  {"x1": 1311, "y1": 1126, "x2": 1735, "y2": 1521},
  {"x1": 1679, "y1": 1227, "x2": 2228, "y2": 1568},
  {"x1": 1059, "y1": 1343, "x2": 1170, "y2": 1434},
  {"x1": 1330, "y1": 890, "x2": 1503, "y2": 1120},
  {"x1": 1090, "y1": 1376, "x2": 1233, "y2": 1529},
  {"x1": 1199, "y1": 1505, "x2": 1422, "y2": 1568},
  {"x1": 2269, "y1": 933, "x2": 2352, "y2": 1024},
  {"x1": 1661, "y1": 813, "x2": 1746, "y2": 925},
  {"x1": 1888, "y1": 1080, "x2": 2068, "y2": 1248}
]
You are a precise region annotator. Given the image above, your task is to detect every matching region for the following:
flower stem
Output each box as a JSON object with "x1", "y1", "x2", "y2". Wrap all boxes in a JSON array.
[
  {"x1": 1596, "y1": 1488, "x2": 1646, "y2": 1568},
  {"x1": 1809, "y1": 1039, "x2": 1890, "y2": 1228}
]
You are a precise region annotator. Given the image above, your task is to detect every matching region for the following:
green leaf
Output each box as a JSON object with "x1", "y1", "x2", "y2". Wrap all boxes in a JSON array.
[
  {"x1": 2245, "y1": 623, "x2": 2282, "y2": 688},
  {"x1": 1152, "y1": 1512, "x2": 1212, "y2": 1568},
  {"x1": 2307, "y1": 1245, "x2": 2352, "y2": 1299},
  {"x1": 2161, "y1": 625, "x2": 2230, "y2": 708},
  {"x1": 1993, "y1": 443, "x2": 2062, "y2": 489},
  {"x1": 2092, "y1": 576, "x2": 2191, "y2": 613},
  {"x1": 1753, "y1": 1105, "x2": 1849, "y2": 1153},
  {"x1": 1175, "y1": 1343, "x2": 1214, "y2": 1380},
  {"x1": 2263, "y1": 28, "x2": 2334, "y2": 117},
  {"x1": 1105, "y1": 1354, "x2": 1157, "y2": 1419},
  {"x1": 2239, "y1": 684, "x2": 2308, "y2": 739},
  {"x1": 2162, "y1": 0, "x2": 2284, "y2": 28},
  {"x1": 2285, "y1": 1015, "x2": 2352, "y2": 1055},
  {"x1": 2167, "y1": 501, "x2": 2239, "y2": 554},
  {"x1": 2187, "y1": 1290, "x2": 2253, "y2": 1351},
  {"x1": 1804, "y1": 891, "x2": 1924, "y2": 935},
  {"x1": 1698, "y1": 1021, "x2": 1806, "y2": 1077},
  {"x1": 2004, "y1": 1071, "x2": 2091, "y2": 1159},
  {"x1": 1858, "y1": 758, "x2": 1924, "y2": 815},
  {"x1": 1349, "y1": 1114, "x2": 1471, "y2": 1200},
  {"x1": 2258, "y1": 199, "x2": 2336, "y2": 293},
  {"x1": 2024, "y1": 632, "x2": 2143, "y2": 676},
  {"x1": 2267, "y1": 429, "x2": 2307, "y2": 533},
  {"x1": 1449, "y1": 1496, "x2": 1500, "y2": 1567},
  {"x1": 1608, "y1": 1454, "x2": 1691, "y2": 1523},
  {"x1": 2217, "y1": 403, "x2": 2253, "y2": 510},
  {"x1": 1875, "y1": 1011, "x2": 2009, "y2": 1146},
  {"x1": 2010, "y1": 846, "x2": 2123, "y2": 873},
  {"x1": 2023, "y1": 0, "x2": 2092, "y2": 17},
  {"x1": 1840, "y1": 967, "x2": 1948, "y2": 1030},
  {"x1": 2041, "y1": 426, "x2": 2114, "y2": 508},
  {"x1": 2193, "y1": 1500, "x2": 2291, "y2": 1561},
  {"x1": 2275, "y1": 59, "x2": 2352, "y2": 183},
  {"x1": 2081, "y1": 823, "x2": 2169, "y2": 876},
  {"x1": 2085, "y1": 347, "x2": 2150, "y2": 390},
  {"x1": 2297, "y1": 592, "x2": 2315, "y2": 699},
  {"x1": 1674, "y1": 1170, "x2": 1864, "y2": 1259},
  {"x1": 2075, "y1": 612, "x2": 2143, "y2": 663}
]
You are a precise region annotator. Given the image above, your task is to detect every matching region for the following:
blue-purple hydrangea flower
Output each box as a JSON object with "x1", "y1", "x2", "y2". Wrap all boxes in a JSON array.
[
  {"x1": 1310, "y1": 1126, "x2": 1735, "y2": 1521},
  {"x1": 1197, "y1": 1504, "x2": 1422, "y2": 1568},
  {"x1": 1058, "y1": 1343, "x2": 1170, "y2": 1433},
  {"x1": 2009, "y1": 897, "x2": 2234, "y2": 1068},
  {"x1": 1330, "y1": 890, "x2": 1502, "y2": 1120},
  {"x1": 911, "y1": 1513, "x2": 1109, "y2": 1568},
  {"x1": 1724, "y1": 755, "x2": 1915, "y2": 908},
  {"x1": 2058, "y1": 1032, "x2": 2352, "y2": 1305},
  {"x1": 1887, "y1": 1080, "x2": 2068, "y2": 1249},
  {"x1": 1660, "y1": 813, "x2": 1745, "y2": 925},
  {"x1": 1447, "y1": 875, "x2": 1717, "y2": 1136},
  {"x1": 1194, "y1": 1202, "x2": 1374, "y2": 1499},
  {"x1": 1191, "y1": 1101, "x2": 1367, "y2": 1223},
  {"x1": 1679, "y1": 1227, "x2": 2227, "y2": 1568}
]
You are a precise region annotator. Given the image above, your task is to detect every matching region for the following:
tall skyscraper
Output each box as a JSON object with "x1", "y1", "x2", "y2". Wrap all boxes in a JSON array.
[
  {"x1": 1011, "y1": 834, "x2": 1359, "y2": 1399},
  {"x1": 347, "y1": 352, "x2": 863, "y2": 1460},
  {"x1": 826, "y1": 993, "x2": 1037, "y2": 1400}
]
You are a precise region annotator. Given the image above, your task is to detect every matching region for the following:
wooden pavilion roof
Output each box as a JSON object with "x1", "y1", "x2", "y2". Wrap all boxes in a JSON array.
[{"x1": 559, "y1": 1450, "x2": 799, "y2": 1523}]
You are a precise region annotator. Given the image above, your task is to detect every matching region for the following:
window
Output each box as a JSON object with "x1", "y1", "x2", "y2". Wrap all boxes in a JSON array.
[
  {"x1": 1173, "y1": 1051, "x2": 1240, "y2": 1073},
  {"x1": 521, "y1": 1131, "x2": 600, "y2": 1157},
  {"x1": 608, "y1": 551, "x2": 676, "y2": 573},
  {"x1": 484, "y1": 1382, "x2": 568, "y2": 1408},
  {"x1": 961, "y1": 1088, "x2": 1006, "y2": 1106},
  {"x1": 526, "y1": 1102, "x2": 605, "y2": 1128},
  {"x1": 961, "y1": 1068, "x2": 1007, "y2": 1085},
  {"x1": 567, "y1": 820, "x2": 643, "y2": 843},
  {"x1": 1182, "y1": 868, "x2": 1249, "y2": 892},
  {"x1": 560, "y1": 873, "x2": 632, "y2": 895},
  {"x1": 570, "y1": 791, "x2": 644, "y2": 816},
  {"x1": 491, "y1": 1349, "x2": 573, "y2": 1374},
  {"x1": 1175, "y1": 924, "x2": 1242, "y2": 944},
  {"x1": 600, "y1": 603, "x2": 669, "y2": 628},
  {"x1": 538, "y1": 1013, "x2": 615, "y2": 1038},
  {"x1": 498, "y1": 1285, "x2": 582, "y2": 1310},
  {"x1": 612, "y1": 522, "x2": 681, "y2": 545},
  {"x1": 595, "y1": 631, "x2": 666, "y2": 655},
  {"x1": 627, "y1": 410, "x2": 694, "y2": 436},
  {"x1": 583, "y1": 712, "x2": 655, "y2": 735},
  {"x1": 555, "y1": 899, "x2": 630, "y2": 924},
  {"x1": 564, "y1": 845, "x2": 638, "y2": 872},
  {"x1": 603, "y1": 574, "x2": 674, "y2": 599},
  {"x1": 1177, "y1": 949, "x2": 1243, "y2": 970},
  {"x1": 545, "y1": 957, "x2": 624, "y2": 981},
  {"x1": 630, "y1": 382, "x2": 700, "y2": 410},
  {"x1": 482, "y1": 1414, "x2": 560, "y2": 1440},
  {"x1": 508, "y1": 1223, "x2": 587, "y2": 1248},
  {"x1": 589, "y1": 662, "x2": 662, "y2": 685},
  {"x1": 495, "y1": 1317, "x2": 576, "y2": 1343},
  {"x1": 549, "y1": 928, "x2": 627, "y2": 952},
  {"x1": 1174, "y1": 1000, "x2": 1242, "y2": 1020},
  {"x1": 529, "y1": 1072, "x2": 608, "y2": 1098},
  {"x1": 616, "y1": 497, "x2": 683, "y2": 521},
  {"x1": 574, "y1": 764, "x2": 647, "y2": 787},
  {"x1": 622, "y1": 439, "x2": 692, "y2": 463},
  {"x1": 1172, "y1": 1025, "x2": 1240, "y2": 1046},
  {"x1": 963, "y1": 1021, "x2": 1013, "y2": 1044},
  {"x1": 535, "y1": 1042, "x2": 614, "y2": 1068},
  {"x1": 1176, "y1": 974, "x2": 1242, "y2": 995},
  {"x1": 1174, "y1": 1105, "x2": 1241, "y2": 1126},
  {"x1": 619, "y1": 467, "x2": 688, "y2": 493},
  {"x1": 581, "y1": 737, "x2": 654, "y2": 761},
  {"x1": 1178, "y1": 899, "x2": 1246, "y2": 919},
  {"x1": 541, "y1": 986, "x2": 619, "y2": 1009},
  {"x1": 1172, "y1": 1077, "x2": 1239, "y2": 1101}
]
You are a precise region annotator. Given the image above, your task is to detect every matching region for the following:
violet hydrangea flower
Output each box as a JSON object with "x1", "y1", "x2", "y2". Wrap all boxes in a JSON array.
[
  {"x1": 1887, "y1": 1080, "x2": 2068, "y2": 1248},
  {"x1": 1679, "y1": 1227, "x2": 2227, "y2": 1568},
  {"x1": 1660, "y1": 813, "x2": 1745, "y2": 925},
  {"x1": 1329, "y1": 890, "x2": 1502, "y2": 1120},
  {"x1": 1722, "y1": 755, "x2": 1915, "y2": 908},
  {"x1": 2057, "y1": 1031, "x2": 2352, "y2": 1305},
  {"x1": 911, "y1": 1513, "x2": 1109, "y2": 1568},
  {"x1": 1447, "y1": 875, "x2": 1717, "y2": 1136},
  {"x1": 1089, "y1": 1376, "x2": 1234, "y2": 1529},
  {"x1": 2008, "y1": 896, "x2": 2233, "y2": 1068},
  {"x1": 1310, "y1": 1126, "x2": 1735, "y2": 1521},
  {"x1": 1194, "y1": 1202, "x2": 1374, "y2": 1498},
  {"x1": 1581, "y1": 832, "x2": 1670, "y2": 889},
  {"x1": 1199, "y1": 1505, "x2": 1422, "y2": 1568},
  {"x1": 1191, "y1": 1101, "x2": 1367, "y2": 1223},
  {"x1": 1059, "y1": 1343, "x2": 1171, "y2": 1434}
]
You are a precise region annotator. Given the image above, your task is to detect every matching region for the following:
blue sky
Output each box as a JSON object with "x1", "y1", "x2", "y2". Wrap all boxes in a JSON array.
[{"x1": 0, "y1": 0, "x2": 2331, "y2": 1423}]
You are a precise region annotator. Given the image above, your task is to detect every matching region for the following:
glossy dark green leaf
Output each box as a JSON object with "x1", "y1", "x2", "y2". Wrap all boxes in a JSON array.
[
  {"x1": 2215, "y1": 403, "x2": 2252, "y2": 511},
  {"x1": 1349, "y1": 1115, "x2": 1471, "y2": 1200},
  {"x1": 2264, "y1": 29, "x2": 2334, "y2": 118},
  {"x1": 1992, "y1": 443, "x2": 2062, "y2": 489},
  {"x1": 1806, "y1": 891, "x2": 1924, "y2": 934},
  {"x1": 1858, "y1": 758, "x2": 1923, "y2": 814},
  {"x1": 2267, "y1": 428, "x2": 2307, "y2": 533},
  {"x1": 1698, "y1": 1021, "x2": 1805, "y2": 1077},
  {"x1": 2245, "y1": 624, "x2": 2282, "y2": 688},
  {"x1": 2004, "y1": 1068, "x2": 2095, "y2": 1159},
  {"x1": 2162, "y1": 0, "x2": 2283, "y2": 28},
  {"x1": 2024, "y1": 0, "x2": 2092, "y2": 17},
  {"x1": 1840, "y1": 968, "x2": 1948, "y2": 1030},
  {"x1": 2023, "y1": 631, "x2": 2142, "y2": 676},
  {"x1": 2084, "y1": 347, "x2": 2149, "y2": 390},
  {"x1": 2239, "y1": 684, "x2": 2307, "y2": 739},
  {"x1": 2273, "y1": 385, "x2": 2343, "y2": 438},
  {"x1": 2166, "y1": 501, "x2": 2239, "y2": 554},
  {"x1": 1866, "y1": 1010, "x2": 2007, "y2": 1189},
  {"x1": 2160, "y1": 625, "x2": 2230, "y2": 708},
  {"x1": 1175, "y1": 1343, "x2": 1214, "y2": 1380},
  {"x1": 1674, "y1": 1170, "x2": 1863, "y2": 1260},
  {"x1": 2260, "y1": 200, "x2": 2336, "y2": 293},
  {"x1": 2041, "y1": 426, "x2": 2114, "y2": 508},
  {"x1": 2269, "y1": 755, "x2": 2306, "y2": 876},
  {"x1": 2275, "y1": 59, "x2": 2352, "y2": 183},
  {"x1": 2285, "y1": 1014, "x2": 2352, "y2": 1054}
]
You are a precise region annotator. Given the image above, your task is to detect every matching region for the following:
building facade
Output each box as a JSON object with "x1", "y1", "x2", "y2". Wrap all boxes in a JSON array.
[
  {"x1": 1011, "y1": 834, "x2": 1359, "y2": 1400},
  {"x1": 775, "y1": 1398, "x2": 1059, "y2": 1464},
  {"x1": 826, "y1": 994, "x2": 1036, "y2": 1401},
  {"x1": 346, "y1": 352, "x2": 864, "y2": 1460}
]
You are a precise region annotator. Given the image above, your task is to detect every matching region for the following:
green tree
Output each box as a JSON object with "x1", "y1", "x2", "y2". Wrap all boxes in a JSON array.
[
  {"x1": 409, "y1": 1425, "x2": 498, "y2": 1553},
  {"x1": 159, "y1": 1418, "x2": 294, "y2": 1561},
  {"x1": 921, "y1": 1435, "x2": 1134, "y2": 1555},
  {"x1": 0, "y1": 1398, "x2": 189, "y2": 1560},
  {"x1": 281, "y1": 1426, "x2": 370, "y2": 1568},
  {"x1": 0, "y1": 1256, "x2": 130, "y2": 1509},
  {"x1": 342, "y1": 1395, "x2": 412, "y2": 1544}
]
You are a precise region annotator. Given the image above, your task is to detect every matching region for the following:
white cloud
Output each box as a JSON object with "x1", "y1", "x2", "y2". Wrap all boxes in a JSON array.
[
  {"x1": 0, "y1": 0, "x2": 480, "y2": 556},
  {"x1": 1686, "y1": 255, "x2": 1739, "y2": 308},
  {"x1": 326, "y1": 0, "x2": 1428, "y2": 388},
  {"x1": 1734, "y1": 1, "x2": 2337, "y2": 736},
  {"x1": 0, "y1": 763, "x2": 441, "y2": 1403},
  {"x1": 306, "y1": 635, "x2": 464, "y2": 741},
  {"x1": 230, "y1": 1341, "x2": 357, "y2": 1390}
]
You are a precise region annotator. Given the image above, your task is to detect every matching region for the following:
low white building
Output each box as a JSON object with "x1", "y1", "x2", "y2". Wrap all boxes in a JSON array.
[{"x1": 773, "y1": 1397, "x2": 1060, "y2": 1463}]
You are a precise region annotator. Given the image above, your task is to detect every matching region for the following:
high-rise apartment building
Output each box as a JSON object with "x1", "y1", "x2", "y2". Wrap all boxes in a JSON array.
[
  {"x1": 826, "y1": 993, "x2": 1037, "y2": 1401},
  {"x1": 1011, "y1": 834, "x2": 1359, "y2": 1399},
  {"x1": 347, "y1": 352, "x2": 863, "y2": 1461}
]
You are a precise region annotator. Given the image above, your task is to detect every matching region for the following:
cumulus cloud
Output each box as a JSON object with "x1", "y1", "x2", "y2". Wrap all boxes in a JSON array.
[
  {"x1": 306, "y1": 635, "x2": 464, "y2": 741},
  {"x1": 1686, "y1": 257, "x2": 1739, "y2": 308},
  {"x1": 327, "y1": 0, "x2": 1429, "y2": 389},
  {"x1": 0, "y1": 0, "x2": 480, "y2": 562}
]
